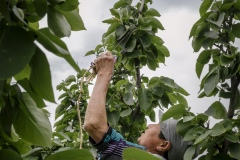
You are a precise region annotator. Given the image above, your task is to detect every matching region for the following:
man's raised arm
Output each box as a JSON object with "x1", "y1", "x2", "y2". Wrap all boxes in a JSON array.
[{"x1": 83, "y1": 52, "x2": 115, "y2": 143}]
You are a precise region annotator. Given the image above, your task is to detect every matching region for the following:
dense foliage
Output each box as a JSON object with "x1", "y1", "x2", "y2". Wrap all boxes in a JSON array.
[
  {"x1": 166, "y1": 0, "x2": 240, "y2": 159},
  {"x1": 1, "y1": 0, "x2": 240, "y2": 159}
]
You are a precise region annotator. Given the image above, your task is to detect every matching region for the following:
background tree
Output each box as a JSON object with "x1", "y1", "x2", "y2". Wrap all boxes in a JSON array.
[
  {"x1": 164, "y1": 0, "x2": 240, "y2": 159},
  {"x1": 0, "y1": 0, "x2": 87, "y2": 159}
]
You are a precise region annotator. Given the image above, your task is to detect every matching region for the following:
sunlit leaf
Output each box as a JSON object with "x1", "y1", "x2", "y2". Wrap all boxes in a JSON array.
[
  {"x1": 45, "y1": 149, "x2": 93, "y2": 160},
  {"x1": 123, "y1": 147, "x2": 160, "y2": 160},
  {"x1": 13, "y1": 93, "x2": 52, "y2": 147}
]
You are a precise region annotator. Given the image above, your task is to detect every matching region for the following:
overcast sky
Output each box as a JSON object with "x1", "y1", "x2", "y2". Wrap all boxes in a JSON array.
[{"x1": 45, "y1": 0, "x2": 228, "y2": 125}]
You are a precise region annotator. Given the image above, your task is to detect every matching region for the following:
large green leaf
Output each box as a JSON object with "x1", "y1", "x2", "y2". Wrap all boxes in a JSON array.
[
  {"x1": 0, "y1": 149, "x2": 23, "y2": 160},
  {"x1": 145, "y1": 17, "x2": 164, "y2": 30},
  {"x1": 0, "y1": 25, "x2": 35, "y2": 80},
  {"x1": 183, "y1": 146, "x2": 196, "y2": 160},
  {"x1": 196, "y1": 62, "x2": 204, "y2": 79},
  {"x1": 161, "y1": 104, "x2": 186, "y2": 122},
  {"x1": 107, "y1": 110, "x2": 120, "y2": 126},
  {"x1": 0, "y1": 0, "x2": 11, "y2": 22},
  {"x1": 33, "y1": 0, "x2": 48, "y2": 17},
  {"x1": 45, "y1": 149, "x2": 93, "y2": 160},
  {"x1": 123, "y1": 147, "x2": 160, "y2": 160},
  {"x1": 33, "y1": 28, "x2": 80, "y2": 72},
  {"x1": 58, "y1": 8, "x2": 86, "y2": 31},
  {"x1": 138, "y1": 88, "x2": 153, "y2": 111},
  {"x1": 29, "y1": 48, "x2": 55, "y2": 103},
  {"x1": 13, "y1": 93, "x2": 52, "y2": 147},
  {"x1": 232, "y1": 23, "x2": 240, "y2": 38},
  {"x1": 211, "y1": 123, "x2": 226, "y2": 136},
  {"x1": 229, "y1": 143, "x2": 240, "y2": 159},
  {"x1": 207, "y1": 13, "x2": 225, "y2": 27},
  {"x1": 145, "y1": 8, "x2": 161, "y2": 17},
  {"x1": 193, "y1": 130, "x2": 212, "y2": 145},
  {"x1": 199, "y1": 0, "x2": 214, "y2": 16},
  {"x1": 123, "y1": 92, "x2": 134, "y2": 105},
  {"x1": 18, "y1": 79, "x2": 46, "y2": 108},
  {"x1": 47, "y1": 6, "x2": 71, "y2": 38},
  {"x1": 204, "y1": 72, "x2": 219, "y2": 96},
  {"x1": 55, "y1": 0, "x2": 79, "y2": 11},
  {"x1": 205, "y1": 101, "x2": 227, "y2": 119}
]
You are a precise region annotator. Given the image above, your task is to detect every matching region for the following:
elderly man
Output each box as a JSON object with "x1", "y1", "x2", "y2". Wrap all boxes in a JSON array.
[{"x1": 84, "y1": 52, "x2": 191, "y2": 160}]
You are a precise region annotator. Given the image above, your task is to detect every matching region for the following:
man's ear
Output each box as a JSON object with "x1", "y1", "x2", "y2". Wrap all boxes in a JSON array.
[{"x1": 156, "y1": 141, "x2": 171, "y2": 152}]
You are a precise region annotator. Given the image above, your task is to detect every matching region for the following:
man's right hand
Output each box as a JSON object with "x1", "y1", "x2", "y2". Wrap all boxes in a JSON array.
[{"x1": 94, "y1": 52, "x2": 115, "y2": 76}]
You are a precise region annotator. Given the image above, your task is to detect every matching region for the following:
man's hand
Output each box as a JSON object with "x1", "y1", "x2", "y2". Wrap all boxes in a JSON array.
[{"x1": 94, "y1": 52, "x2": 115, "y2": 75}]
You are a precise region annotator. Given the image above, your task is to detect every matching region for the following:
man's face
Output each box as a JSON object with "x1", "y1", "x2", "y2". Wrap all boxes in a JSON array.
[{"x1": 137, "y1": 124, "x2": 164, "y2": 150}]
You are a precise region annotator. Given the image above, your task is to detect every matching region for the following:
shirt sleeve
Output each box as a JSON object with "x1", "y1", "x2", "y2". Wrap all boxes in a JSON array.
[{"x1": 89, "y1": 126, "x2": 145, "y2": 159}]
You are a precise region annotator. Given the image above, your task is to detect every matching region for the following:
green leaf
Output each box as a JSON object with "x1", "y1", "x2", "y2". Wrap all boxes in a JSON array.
[
  {"x1": 123, "y1": 92, "x2": 134, "y2": 105},
  {"x1": 85, "y1": 50, "x2": 95, "y2": 56},
  {"x1": 47, "y1": 6, "x2": 71, "y2": 38},
  {"x1": 58, "y1": 8, "x2": 86, "y2": 31},
  {"x1": 33, "y1": 0, "x2": 48, "y2": 17},
  {"x1": 197, "y1": 50, "x2": 211, "y2": 64},
  {"x1": 207, "y1": 13, "x2": 225, "y2": 27},
  {"x1": 0, "y1": 149, "x2": 23, "y2": 160},
  {"x1": 184, "y1": 146, "x2": 196, "y2": 160},
  {"x1": 139, "y1": 31, "x2": 152, "y2": 48},
  {"x1": 205, "y1": 101, "x2": 227, "y2": 119},
  {"x1": 204, "y1": 72, "x2": 219, "y2": 96},
  {"x1": 156, "y1": 45, "x2": 170, "y2": 57},
  {"x1": 204, "y1": 31, "x2": 219, "y2": 39},
  {"x1": 192, "y1": 37, "x2": 205, "y2": 52},
  {"x1": 13, "y1": 93, "x2": 52, "y2": 147},
  {"x1": 125, "y1": 36, "x2": 137, "y2": 52},
  {"x1": 229, "y1": 143, "x2": 240, "y2": 159},
  {"x1": 29, "y1": 48, "x2": 55, "y2": 103},
  {"x1": 138, "y1": 88, "x2": 153, "y2": 111},
  {"x1": 18, "y1": 79, "x2": 46, "y2": 108},
  {"x1": 45, "y1": 149, "x2": 93, "y2": 160},
  {"x1": 55, "y1": 0, "x2": 79, "y2": 11},
  {"x1": 0, "y1": 0, "x2": 11, "y2": 22},
  {"x1": 0, "y1": 25, "x2": 35, "y2": 80},
  {"x1": 107, "y1": 110, "x2": 120, "y2": 126},
  {"x1": 232, "y1": 23, "x2": 240, "y2": 38},
  {"x1": 193, "y1": 130, "x2": 212, "y2": 145},
  {"x1": 146, "y1": 17, "x2": 164, "y2": 30},
  {"x1": 161, "y1": 104, "x2": 186, "y2": 122},
  {"x1": 225, "y1": 134, "x2": 239, "y2": 143},
  {"x1": 14, "y1": 65, "x2": 31, "y2": 81},
  {"x1": 114, "y1": 0, "x2": 129, "y2": 9},
  {"x1": 145, "y1": 8, "x2": 161, "y2": 17},
  {"x1": 196, "y1": 62, "x2": 204, "y2": 78},
  {"x1": 199, "y1": 0, "x2": 214, "y2": 16},
  {"x1": 211, "y1": 123, "x2": 226, "y2": 136},
  {"x1": 120, "y1": 108, "x2": 132, "y2": 117},
  {"x1": 53, "y1": 132, "x2": 71, "y2": 141},
  {"x1": 33, "y1": 28, "x2": 80, "y2": 72},
  {"x1": 123, "y1": 147, "x2": 160, "y2": 160}
]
